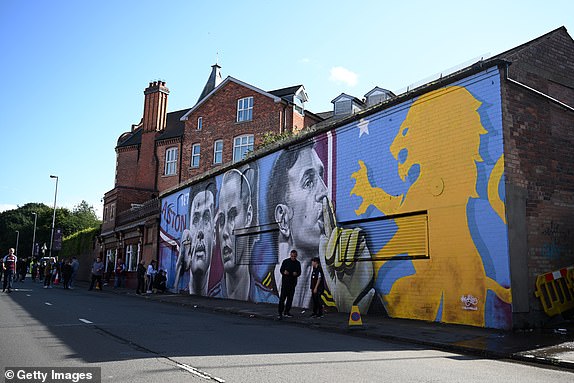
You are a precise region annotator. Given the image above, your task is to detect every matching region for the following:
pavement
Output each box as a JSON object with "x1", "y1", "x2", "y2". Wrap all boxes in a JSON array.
[{"x1": 21, "y1": 280, "x2": 574, "y2": 371}]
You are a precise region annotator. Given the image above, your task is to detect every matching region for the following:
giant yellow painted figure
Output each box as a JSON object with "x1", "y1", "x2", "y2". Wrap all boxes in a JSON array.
[{"x1": 350, "y1": 86, "x2": 511, "y2": 327}]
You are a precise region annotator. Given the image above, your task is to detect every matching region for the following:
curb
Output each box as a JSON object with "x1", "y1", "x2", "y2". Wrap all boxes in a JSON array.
[{"x1": 101, "y1": 287, "x2": 574, "y2": 371}]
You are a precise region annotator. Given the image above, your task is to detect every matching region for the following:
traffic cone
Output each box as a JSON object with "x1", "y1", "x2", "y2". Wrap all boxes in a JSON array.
[
  {"x1": 54, "y1": 273, "x2": 59, "y2": 285},
  {"x1": 348, "y1": 305, "x2": 363, "y2": 327}
]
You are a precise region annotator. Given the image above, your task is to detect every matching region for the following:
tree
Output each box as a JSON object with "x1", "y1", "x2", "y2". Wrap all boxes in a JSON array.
[{"x1": 0, "y1": 201, "x2": 101, "y2": 259}]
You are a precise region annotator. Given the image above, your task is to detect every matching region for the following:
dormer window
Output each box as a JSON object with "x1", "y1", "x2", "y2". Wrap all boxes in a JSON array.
[
  {"x1": 294, "y1": 97, "x2": 304, "y2": 115},
  {"x1": 237, "y1": 97, "x2": 253, "y2": 122},
  {"x1": 332, "y1": 93, "x2": 365, "y2": 117},
  {"x1": 365, "y1": 87, "x2": 395, "y2": 107},
  {"x1": 334, "y1": 99, "x2": 352, "y2": 116}
]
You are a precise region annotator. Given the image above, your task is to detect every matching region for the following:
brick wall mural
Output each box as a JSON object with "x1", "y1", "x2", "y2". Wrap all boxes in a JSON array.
[{"x1": 160, "y1": 67, "x2": 513, "y2": 329}]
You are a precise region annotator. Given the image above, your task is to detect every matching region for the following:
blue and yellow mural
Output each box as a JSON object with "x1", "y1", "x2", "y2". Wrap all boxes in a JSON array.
[{"x1": 160, "y1": 67, "x2": 512, "y2": 329}]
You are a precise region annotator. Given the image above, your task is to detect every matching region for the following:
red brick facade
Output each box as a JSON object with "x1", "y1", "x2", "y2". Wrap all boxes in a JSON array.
[{"x1": 99, "y1": 70, "x2": 322, "y2": 286}]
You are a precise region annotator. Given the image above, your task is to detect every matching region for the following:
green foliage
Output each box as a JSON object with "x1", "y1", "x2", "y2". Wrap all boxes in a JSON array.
[
  {"x1": 259, "y1": 130, "x2": 294, "y2": 150},
  {"x1": 60, "y1": 227, "x2": 100, "y2": 259},
  {"x1": 0, "y1": 201, "x2": 101, "y2": 258}
]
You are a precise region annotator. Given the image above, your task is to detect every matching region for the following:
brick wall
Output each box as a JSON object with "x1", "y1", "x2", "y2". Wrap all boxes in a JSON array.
[
  {"x1": 500, "y1": 27, "x2": 574, "y2": 324},
  {"x1": 156, "y1": 139, "x2": 182, "y2": 191},
  {"x1": 115, "y1": 146, "x2": 139, "y2": 187},
  {"x1": 180, "y1": 81, "x2": 285, "y2": 179}
]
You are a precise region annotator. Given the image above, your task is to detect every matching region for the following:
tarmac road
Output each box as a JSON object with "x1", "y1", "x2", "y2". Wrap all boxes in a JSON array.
[{"x1": 0, "y1": 282, "x2": 573, "y2": 383}]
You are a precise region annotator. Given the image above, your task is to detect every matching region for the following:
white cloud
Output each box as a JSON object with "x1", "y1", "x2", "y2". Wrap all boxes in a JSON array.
[
  {"x1": 0, "y1": 204, "x2": 18, "y2": 213},
  {"x1": 329, "y1": 66, "x2": 358, "y2": 86},
  {"x1": 298, "y1": 58, "x2": 311, "y2": 63}
]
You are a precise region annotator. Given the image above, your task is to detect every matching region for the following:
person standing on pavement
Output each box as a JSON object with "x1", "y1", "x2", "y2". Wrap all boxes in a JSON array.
[
  {"x1": 89, "y1": 256, "x2": 105, "y2": 291},
  {"x1": 70, "y1": 256, "x2": 79, "y2": 289},
  {"x1": 61, "y1": 258, "x2": 73, "y2": 289},
  {"x1": 114, "y1": 257, "x2": 126, "y2": 288},
  {"x1": 310, "y1": 256, "x2": 325, "y2": 318},
  {"x1": 146, "y1": 260, "x2": 157, "y2": 294},
  {"x1": 277, "y1": 249, "x2": 301, "y2": 319},
  {"x1": 0, "y1": 253, "x2": 3, "y2": 287},
  {"x1": 2, "y1": 248, "x2": 17, "y2": 293},
  {"x1": 136, "y1": 259, "x2": 146, "y2": 295},
  {"x1": 43, "y1": 260, "x2": 53, "y2": 288}
]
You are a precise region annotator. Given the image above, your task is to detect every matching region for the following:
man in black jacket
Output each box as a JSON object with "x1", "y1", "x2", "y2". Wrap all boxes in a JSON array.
[
  {"x1": 136, "y1": 259, "x2": 146, "y2": 295},
  {"x1": 278, "y1": 249, "x2": 301, "y2": 319}
]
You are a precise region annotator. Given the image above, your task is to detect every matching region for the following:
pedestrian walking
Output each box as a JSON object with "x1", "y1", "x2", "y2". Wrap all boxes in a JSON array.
[
  {"x1": 2, "y1": 248, "x2": 17, "y2": 293},
  {"x1": 89, "y1": 256, "x2": 105, "y2": 291},
  {"x1": 277, "y1": 249, "x2": 301, "y2": 319}
]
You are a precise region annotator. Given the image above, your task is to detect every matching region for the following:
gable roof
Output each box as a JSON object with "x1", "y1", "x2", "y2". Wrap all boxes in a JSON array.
[
  {"x1": 491, "y1": 26, "x2": 571, "y2": 61},
  {"x1": 180, "y1": 76, "x2": 282, "y2": 121},
  {"x1": 331, "y1": 93, "x2": 365, "y2": 106}
]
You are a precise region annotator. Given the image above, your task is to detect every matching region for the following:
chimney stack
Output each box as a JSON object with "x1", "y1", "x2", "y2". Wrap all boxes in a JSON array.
[{"x1": 143, "y1": 81, "x2": 169, "y2": 132}]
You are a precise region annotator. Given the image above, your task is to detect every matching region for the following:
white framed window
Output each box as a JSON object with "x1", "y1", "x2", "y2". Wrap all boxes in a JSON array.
[
  {"x1": 214, "y1": 140, "x2": 223, "y2": 164},
  {"x1": 191, "y1": 144, "x2": 200, "y2": 168},
  {"x1": 197, "y1": 116, "x2": 203, "y2": 130},
  {"x1": 125, "y1": 244, "x2": 139, "y2": 271},
  {"x1": 294, "y1": 97, "x2": 304, "y2": 115},
  {"x1": 106, "y1": 249, "x2": 115, "y2": 273},
  {"x1": 233, "y1": 134, "x2": 254, "y2": 162},
  {"x1": 237, "y1": 96, "x2": 253, "y2": 122},
  {"x1": 165, "y1": 147, "x2": 178, "y2": 175}
]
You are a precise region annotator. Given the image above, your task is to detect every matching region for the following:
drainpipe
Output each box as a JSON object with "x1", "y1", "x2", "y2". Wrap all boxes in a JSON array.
[
  {"x1": 279, "y1": 104, "x2": 286, "y2": 134},
  {"x1": 505, "y1": 63, "x2": 574, "y2": 112},
  {"x1": 178, "y1": 139, "x2": 183, "y2": 184}
]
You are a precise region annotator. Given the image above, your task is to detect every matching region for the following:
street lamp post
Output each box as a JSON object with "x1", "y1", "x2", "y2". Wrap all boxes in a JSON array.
[
  {"x1": 49, "y1": 175, "x2": 59, "y2": 259},
  {"x1": 31, "y1": 212, "x2": 37, "y2": 259},
  {"x1": 15, "y1": 230, "x2": 19, "y2": 255}
]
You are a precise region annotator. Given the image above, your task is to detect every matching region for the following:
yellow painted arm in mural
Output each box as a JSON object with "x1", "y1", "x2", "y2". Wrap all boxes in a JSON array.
[
  {"x1": 486, "y1": 277, "x2": 512, "y2": 304},
  {"x1": 488, "y1": 156, "x2": 506, "y2": 224},
  {"x1": 351, "y1": 160, "x2": 403, "y2": 216},
  {"x1": 319, "y1": 197, "x2": 375, "y2": 313}
]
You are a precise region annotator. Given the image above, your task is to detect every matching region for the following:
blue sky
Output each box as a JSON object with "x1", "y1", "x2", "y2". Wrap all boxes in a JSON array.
[{"x1": 1, "y1": 0, "x2": 572, "y2": 218}]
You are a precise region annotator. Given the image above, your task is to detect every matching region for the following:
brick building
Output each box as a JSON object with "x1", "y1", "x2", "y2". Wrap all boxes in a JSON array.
[{"x1": 99, "y1": 65, "x2": 322, "y2": 284}]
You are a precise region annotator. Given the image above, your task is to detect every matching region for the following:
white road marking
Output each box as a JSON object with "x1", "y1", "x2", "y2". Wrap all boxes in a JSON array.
[
  {"x1": 79, "y1": 318, "x2": 93, "y2": 324},
  {"x1": 174, "y1": 361, "x2": 225, "y2": 382},
  {"x1": 45, "y1": 302, "x2": 52, "y2": 306}
]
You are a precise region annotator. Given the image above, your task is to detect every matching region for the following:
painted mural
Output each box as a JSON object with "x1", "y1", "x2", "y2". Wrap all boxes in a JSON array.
[
  {"x1": 159, "y1": 187, "x2": 190, "y2": 292},
  {"x1": 160, "y1": 67, "x2": 512, "y2": 329}
]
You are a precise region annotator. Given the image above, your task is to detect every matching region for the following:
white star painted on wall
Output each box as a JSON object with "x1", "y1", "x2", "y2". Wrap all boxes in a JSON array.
[{"x1": 357, "y1": 118, "x2": 369, "y2": 137}]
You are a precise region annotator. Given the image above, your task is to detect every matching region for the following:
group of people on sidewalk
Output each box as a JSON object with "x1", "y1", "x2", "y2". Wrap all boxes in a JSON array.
[
  {"x1": 87, "y1": 249, "x2": 324, "y2": 318},
  {"x1": 1, "y1": 248, "x2": 80, "y2": 292},
  {"x1": 88, "y1": 256, "x2": 166, "y2": 295},
  {"x1": 278, "y1": 249, "x2": 325, "y2": 319}
]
